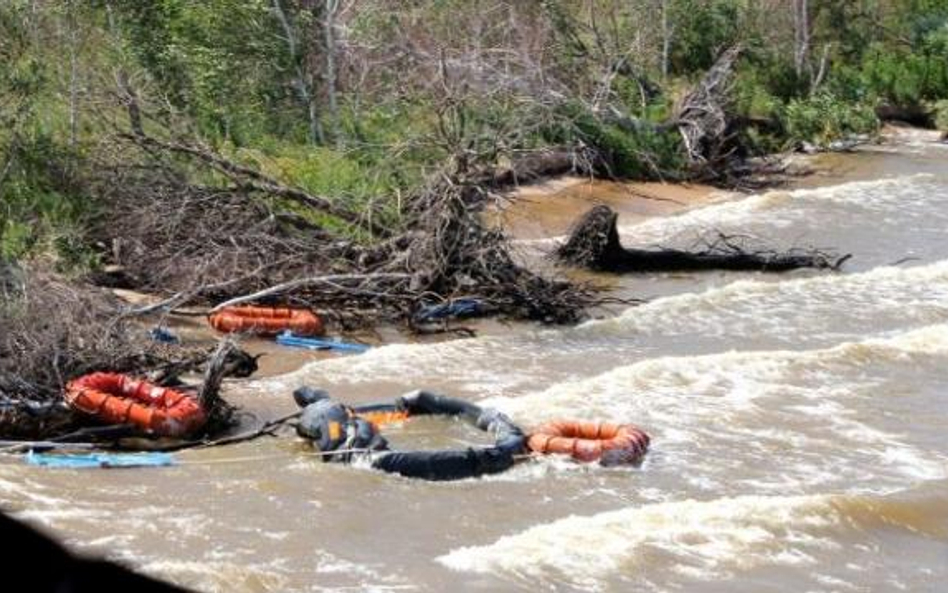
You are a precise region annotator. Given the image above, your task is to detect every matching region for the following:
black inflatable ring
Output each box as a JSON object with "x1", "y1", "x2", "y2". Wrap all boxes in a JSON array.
[{"x1": 369, "y1": 390, "x2": 526, "y2": 481}]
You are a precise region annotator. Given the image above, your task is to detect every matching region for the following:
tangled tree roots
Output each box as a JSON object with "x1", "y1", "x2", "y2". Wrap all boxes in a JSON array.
[
  {"x1": 0, "y1": 267, "x2": 244, "y2": 440},
  {"x1": 388, "y1": 175, "x2": 591, "y2": 323},
  {"x1": 557, "y1": 205, "x2": 849, "y2": 273},
  {"x1": 672, "y1": 46, "x2": 745, "y2": 182}
]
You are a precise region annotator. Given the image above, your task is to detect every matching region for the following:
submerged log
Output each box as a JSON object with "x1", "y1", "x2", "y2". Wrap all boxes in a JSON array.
[{"x1": 556, "y1": 205, "x2": 847, "y2": 273}]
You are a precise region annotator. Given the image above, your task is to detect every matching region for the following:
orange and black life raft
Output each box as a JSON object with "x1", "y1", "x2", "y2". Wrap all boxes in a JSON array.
[{"x1": 64, "y1": 372, "x2": 206, "y2": 438}]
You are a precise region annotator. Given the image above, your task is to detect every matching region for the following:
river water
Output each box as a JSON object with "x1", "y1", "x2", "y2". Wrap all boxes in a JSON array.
[{"x1": 2, "y1": 134, "x2": 948, "y2": 592}]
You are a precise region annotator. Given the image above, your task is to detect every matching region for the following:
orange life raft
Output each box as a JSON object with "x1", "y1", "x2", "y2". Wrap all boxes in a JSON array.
[
  {"x1": 527, "y1": 420, "x2": 650, "y2": 463},
  {"x1": 208, "y1": 306, "x2": 324, "y2": 336},
  {"x1": 64, "y1": 372, "x2": 206, "y2": 437}
]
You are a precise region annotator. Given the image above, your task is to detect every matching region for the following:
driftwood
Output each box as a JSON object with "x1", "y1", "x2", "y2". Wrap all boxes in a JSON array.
[
  {"x1": 194, "y1": 339, "x2": 242, "y2": 434},
  {"x1": 92, "y1": 130, "x2": 592, "y2": 328},
  {"x1": 557, "y1": 205, "x2": 848, "y2": 273},
  {"x1": 208, "y1": 273, "x2": 412, "y2": 313}
]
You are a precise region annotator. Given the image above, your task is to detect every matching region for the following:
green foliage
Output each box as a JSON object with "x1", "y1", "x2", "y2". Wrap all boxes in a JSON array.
[
  {"x1": 668, "y1": 0, "x2": 743, "y2": 76},
  {"x1": 782, "y1": 93, "x2": 879, "y2": 146},
  {"x1": 111, "y1": 0, "x2": 190, "y2": 104},
  {"x1": 6, "y1": 0, "x2": 948, "y2": 268},
  {"x1": 0, "y1": 127, "x2": 96, "y2": 267},
  {"x1": 738, "y1": 42, "x2": 808, "y2": 102},
  {"x1": 249, "y1": 144, "x2": 404, "y2": 203},
  {"x1": 933, "y1": 99, "x2": 948, "y2": 131},
  {"x1": 0, "y1": 2, "x2": 80, "y2": 263},
  {"x1": 861, "y1": 42, "x2": 948, "y2": 106},
  {"x1": 733, "y1": 69, "x2": 784, "y2": 120},
  {"x1": 111, "y1": 0, "x2": 299, "y2": 143},
  {"x1": 547, "y1": 104, "x2": 684, "y2": 180}
]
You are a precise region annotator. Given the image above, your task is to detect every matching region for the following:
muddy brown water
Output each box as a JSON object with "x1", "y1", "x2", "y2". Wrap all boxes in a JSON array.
[{"x1": 3, "y1": 131, "x2": 948, "y2": 592}]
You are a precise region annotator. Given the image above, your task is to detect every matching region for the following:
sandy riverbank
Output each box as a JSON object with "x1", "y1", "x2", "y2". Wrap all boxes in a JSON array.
[{"x1": 493, "y1": 177, "x2": 724, "y2": 241}]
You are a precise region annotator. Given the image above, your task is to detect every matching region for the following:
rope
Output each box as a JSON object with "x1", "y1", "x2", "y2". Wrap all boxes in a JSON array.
[{"x1": 177, "y1": 447, "x2": 376, "y2": 466}]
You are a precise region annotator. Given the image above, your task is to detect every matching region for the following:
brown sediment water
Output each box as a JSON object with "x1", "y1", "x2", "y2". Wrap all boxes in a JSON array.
[
  {"x1": 490, "y1": 176, "x2": 723, "y2": 241},
  {"x1": 2, "y1": 128, "x2": 948, "y2": 592}
]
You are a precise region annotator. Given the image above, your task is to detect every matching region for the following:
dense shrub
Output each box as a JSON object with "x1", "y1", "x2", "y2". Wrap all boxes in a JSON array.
[
  {"x1": 782, "y1": 93, "x2": 879, "y2": 147},
  {"x1": 548, "y1": 104, "x2": 684, "y2": 179},
  {"x1": 933, "y1": 99, "x2": 948, "y2": 131}
]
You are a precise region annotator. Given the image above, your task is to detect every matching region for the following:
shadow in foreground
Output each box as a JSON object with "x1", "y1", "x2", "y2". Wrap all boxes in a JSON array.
[{"x1": 0, "y1": 510, "x2": 192, "y2": 592}]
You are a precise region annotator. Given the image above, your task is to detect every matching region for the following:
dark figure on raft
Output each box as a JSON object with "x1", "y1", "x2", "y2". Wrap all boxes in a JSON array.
[
  {"x1": 292, "y1": 386, "x2": 526, "y2": 481},
  {"x1": 293, "y1": 386, "x2": 389, "y2": 462}
]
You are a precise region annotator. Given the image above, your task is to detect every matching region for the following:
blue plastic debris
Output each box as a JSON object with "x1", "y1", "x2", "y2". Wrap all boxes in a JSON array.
[
  {"x1": 415, "y1": 298, "x2": 485, "y2": 322},
  {"x1": 148, "y1": 326, "x2": 179, "y2": 344},
  {"x1": 25, "y1": 451, "x2": 176, "y2": 469},
  {"x1": 275, "y1": 331, "x2": 370, "y2": 353}
]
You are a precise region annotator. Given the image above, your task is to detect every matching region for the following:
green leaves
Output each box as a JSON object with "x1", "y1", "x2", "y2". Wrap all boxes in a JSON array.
[{"x1": 783, "y1": 92, "x2": 878, "y2": 147}]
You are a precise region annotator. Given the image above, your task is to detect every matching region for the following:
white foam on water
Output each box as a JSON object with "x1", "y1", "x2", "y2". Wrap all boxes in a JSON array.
[
  {"x1": 616, "y1": 174, "x2": 939, "y2": 245},
  {"x1": 438, "y1": 487, "x2": 948, "y2": 590},
  {"x1": 437, "y1": 494, "x2": 840, "y2": 589},
  {"x1": 254, "y1": 260, "x2": 948, "y2": 404},
  {"x1": 249, "y1": 327, "x2": 606, "y2": 402},
  {"x1": 586, "y1": 259, "x2": 948, "y2": 341},
  {"x1": 115, "y1": 521, "x2": 413, "y2": 593},
  {"x1": 513, "y1": 174, "x2": 942, "y2": 249},
  {"x1": 135, "y1": 558, "x2": 293, "y2": 593},
  {"x1": 488, "y1": 324, "x2": 948, "y2": 492}
]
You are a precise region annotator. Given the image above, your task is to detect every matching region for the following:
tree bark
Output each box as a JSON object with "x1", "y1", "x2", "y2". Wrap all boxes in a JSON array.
[
  {"x1": 660, "y1": 0, "x2": 671, "y2": 80},
  {"x1": 272, "y1": 0, "x2": 323, "y2": 144},
  {"x1": 793, "y1": 0, "x2": 810, "y2": 78},
  {"x1": 68, "y1": 0, "x2": 79, "y2": 149},
  {"x1": 322, "y1": 0, "x2": 341, "y2": 146}
]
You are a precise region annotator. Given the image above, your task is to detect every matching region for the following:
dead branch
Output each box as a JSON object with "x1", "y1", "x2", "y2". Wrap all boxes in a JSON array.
[
  {"x1": 195, "y1": 339, "x2": 241, "y2": 434},
  {"x1": 671, "y1": 45, "x2": 743, "y2": 178},
  {"x1": 0, "y1": 267, "x2": 253, "y2": 440},
  {"x1": 209, "y1": 273, "x2": 412, "y2": 312},
  {"x1": 120, "y1": 132, "x2": 390, "y2": 237}
]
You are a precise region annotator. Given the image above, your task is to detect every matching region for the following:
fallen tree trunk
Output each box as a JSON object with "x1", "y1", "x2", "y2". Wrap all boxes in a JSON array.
[
  {"x1": 478, "y1": 147, "x2": 591, "y2": 187},
  {"x1": 556, "y1": 205, "x2": 848, "y2": 272}
]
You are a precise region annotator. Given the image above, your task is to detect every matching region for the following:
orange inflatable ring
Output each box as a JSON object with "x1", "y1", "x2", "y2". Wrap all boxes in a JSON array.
[
  {"x1": 208, "y1": 306, "x2": 323, "y2": 336},
  {"x1": 527, "y1": 420, "x2": 650, "y2": 463},
  {"x1": 65, "y1": 372, "x2": 206, "y2": 437}
]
